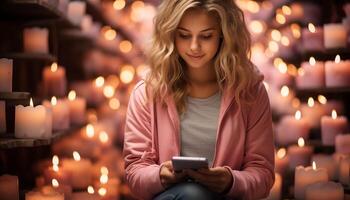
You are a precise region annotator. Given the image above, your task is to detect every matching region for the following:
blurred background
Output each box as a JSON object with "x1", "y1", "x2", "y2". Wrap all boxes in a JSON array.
[{"x1": 0, "y1": 0, "x2": 349, "y2": 199}]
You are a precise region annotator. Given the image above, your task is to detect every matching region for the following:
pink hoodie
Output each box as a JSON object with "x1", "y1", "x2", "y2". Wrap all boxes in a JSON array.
[{"x1": 123, "y1": 80, "x2": 275, "y2": 200}]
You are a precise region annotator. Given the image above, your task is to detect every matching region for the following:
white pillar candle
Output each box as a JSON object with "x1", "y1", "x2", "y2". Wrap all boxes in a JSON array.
[
  {"x1": 0, "y1": 58, "x2": 13, "y2": 92},
  {"x1": 67, "y1": 90, "x2": 86, "y2": 125},
  {"x1": 339, "y1": 157, "x2": 350, "y2": 186},
  {"x1": 335, "y1": 134, "x2": 350, "y2": 154},
  {"x1": 294, "y1": 162, "x2": 329, "y2": 200},
  {"x1": 288, "y1": 138, "x2": 313, "y2": 170},
  {"x1": 296, "y1": 57, "x2": 325, "y2": 89},
  {"x1": 61, "y1": 151, "x2": 92, "y2": 189},
  {"x1": 0, "y1": 175, "x2": 19, "y2": 200},
  {"x1": 89, "y1": 77, "x2": 105, "y2": 105},
  {"x1": 302, "y1": 24, "x2": 324, "y2": 52},
  {"x1": 264, "y1": 173, "x2": 282, "y2": 200},
  {"x1": 0, "y1": 100, "x2": 5, "y2": 133},
  {"x1": 311, "y1": 154, "x2": 337, "y2": 180},
  {"x1": 321, "y1": 110, "x2": 348, "y2": 146},
  {"x1": 300, "y1": 97, "x2": 326, "y2": 128},
  {"x1": 305, "y1": 181, "x2": 344, "y2": 200},
  {"x1": 23, "y1": 27, "x2": 49, "y2": 53},
  {"x1": 15, "y1": 98, "x2": 52, "y2": 139},
  {"x1": 324, "y1": 23, "x2": 347, "y2": 49},
  {"x1": 333, "y1": 153, "x2": 349, "y2": 181},
  {"x1": 277, "y1": 110, "x2": 310, "y2": 145},
  {"x1": 42, "y1": 62, "x2": 67, "y2": 98},
  {"x1": 43, "y1": 96, "x2": 70, "y2": 131},
  {"x1": 325, "y1": 55, "x2": 350, "y2": 87},
  {"x1": 67, "y1": 1, "x2": 86, "y2": 26},
  {"x1": 269, "y1": 85, "x2": 296, "y2": 115}
]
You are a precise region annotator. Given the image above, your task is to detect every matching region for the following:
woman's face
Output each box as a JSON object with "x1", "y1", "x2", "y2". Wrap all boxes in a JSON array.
[{"x1": 175, "y1": 8, "x2": 221, "y2": 70}]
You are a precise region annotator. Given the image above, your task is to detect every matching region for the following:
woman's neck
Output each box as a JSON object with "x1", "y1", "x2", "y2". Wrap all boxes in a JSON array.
[{"x1": 186, "y1": 64, "x2": 219, "y2": 98}]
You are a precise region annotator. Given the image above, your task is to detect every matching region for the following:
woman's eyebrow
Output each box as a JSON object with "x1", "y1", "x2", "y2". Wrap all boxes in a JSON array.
[{"x1": 177, "y1": 27, "x2": 216, "y2": 32}]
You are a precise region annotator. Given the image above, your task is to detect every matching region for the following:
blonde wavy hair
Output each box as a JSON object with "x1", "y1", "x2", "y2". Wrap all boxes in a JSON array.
[{"x1": 145, "y1": 0, "x2": 260, "y2": 113}]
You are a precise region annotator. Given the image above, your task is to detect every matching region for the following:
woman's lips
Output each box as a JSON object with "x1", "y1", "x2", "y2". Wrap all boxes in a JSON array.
[{"x1": 187, "y1": 54, "x2": 204, "y2": 59}]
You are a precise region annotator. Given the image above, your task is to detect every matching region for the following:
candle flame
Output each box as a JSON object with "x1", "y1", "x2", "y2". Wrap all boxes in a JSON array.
[
  {"x1": 98, "y1": 187, "x2": 107, "y2": 196},
  {"x1": 312, "y1": 161, "x2": 317, "y2": 170},
  {"x1": 87, "y1": 186, "x2": 95, "y2": 194},
  {"x1": 101, "y1": 166, "x2": 109, "y2": 175},
  {"x1": 109, "y1": 98, "x2": 120, "y2": 110},
  {"x1": 103, "y1": 85, "x2": 115, "y2": 98},
  {"x1": 113, "y1": 0, "x2": 125, "y2": 10},
  {"x1": 307, "y1": 97, "x2": 314, "y2": 107},
  {"x1": 95, "y1": 76, "x2": 105, "y2": 88},
  {"x1": 249, "y1": 20, "x2": 264, "y2": 34},
  {"x1": 271, "y1": 29, "x2": 281, "y2": 41},
  {"x1": 298, "y1": 137, "x2": 305, "y2": 147},
  {"x1": 73, "y1": 151, "x2": 81, "y2": 161},
  {"x1": 282, "y1": 5, "x2": 291, "y2": 15},
  {"x1": 298, "y1": 68, "x2": 305, "y2": 76},
  {"x1": 280, "y1": 86, "x2": 289, "y2": 97},
  {"x1": 335, "y1": 55, "x2": 341, "y2": 63},
  {"x1": 120, "y1": 65, "x2": 135, "y2": 84},
  {"x1": 308, "y1": 23, "x2": 316, "y2": 33},
  {"x1": 331, "y1": 110, "x2": 337, "y2": 119},
  {"x1": 281, "y1": 36, "x2": 290, "y2": 46},
  {"x1": 68, "y1": 90, "x2": 76, "y2": 101},
  {"x1": 53, "y1": 165, "x2": 59, "y2": 172},
  {"x1": 86, "y1": 124, "x2": 95, "y2": 138},
  {"x1": 52, "y1": 155, "x2": 59, "y2": 165},
  {"x1": 309, "y1": 57, "x2": 316, "y2": 66},
  {"x1": 52, "y1": 179, "x2": 59, "y2": 188},
  {"x1": 51, "y1": 62, "x2": 58, "y2": 72},
  {"x1": 119, "y1": 40, "x2": 133, "y2": 53},
  {"x1": 100, "y1": 174, "x2": 108, "y2": 184},
  {"x1": 291, "y1": 23, "x2": 301, "y2": 38},
  {"x1": 276, "y1": 13, "x2": 286, "y2": 24},
  {"x1": 51, "y1": 96, "x2": 57, "y2": 106},
  {"x1": 30, "y1": 98, "x2": 34, "y2": 107},
  {"x1": 268, "y1": 41, "x2": 279, "y2": 53},
  {"x1": 295, "y1": 110, "x2": 301, "y2": 120},
  {"x1": 99, "y1": 131, "x2": 109, "y2": 143},
  {"x1": 278, "y1": 62, "x2": 288, "y2": 74},
  {"x1": 277, "y1": 148, "x2": 286, "y2": 159},
  {"x1": 318, "y1": 95, "x2": 327, "y2": 105}
]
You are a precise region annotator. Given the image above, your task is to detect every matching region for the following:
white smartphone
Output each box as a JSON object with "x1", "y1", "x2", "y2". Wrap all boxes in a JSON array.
[{"x1": 172, "y1": 156, "x2": 208, "y2": 172}]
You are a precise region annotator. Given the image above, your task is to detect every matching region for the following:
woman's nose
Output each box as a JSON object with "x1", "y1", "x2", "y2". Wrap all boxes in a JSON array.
[{"x1": 190, "y1": 37, "x2": 200, "y2": 52}]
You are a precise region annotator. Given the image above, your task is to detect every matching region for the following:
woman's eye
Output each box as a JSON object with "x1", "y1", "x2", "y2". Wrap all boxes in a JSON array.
[
  {"x1": 179, "y1": 34, "x2": 191, "y2": 39},
  {"x1": 200, "y1": 35, "x2": 212, "y2": 40}
]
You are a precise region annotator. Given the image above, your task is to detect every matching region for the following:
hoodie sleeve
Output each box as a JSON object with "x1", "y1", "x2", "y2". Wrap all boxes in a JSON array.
[
  {"x1": 227, "y1": 82, "x2": 275, "y2": 200},
  {"x1": 123, "y1": 81, "x2": 164, "y2": 200}
]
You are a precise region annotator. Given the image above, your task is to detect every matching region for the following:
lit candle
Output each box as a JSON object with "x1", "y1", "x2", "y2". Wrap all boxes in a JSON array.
[
  {"x1": 25, "y1": 185, "x2": 64, "y2": 200},
  {"x1": 265, "y1": 173, "x2": 282, "y2": 200},
  {"x1": 269, "y1": 85, "x2": 296, "y2": 115},
  {"x1": 43, "y1": 155, "x2": 71, "y2": 185},
  {"x1": 71, "y1": 186, "x2": 102, "y2": 200},
  {"x1": 0, "y1": 100, "x2": 5, "y2": 133},
  {"x1": 324, "y1": 23, "x2": 347, "y2": 49},
  {"x1": 339, "y1": 157, "x2": 350, "y2": 186},
  {"x1": 277, "y1": 110, "x2": 310, "y2": 145},
  {"x1": 67, "y1": 1, "x2": 86, "y2": 26},
  {"x1": 311, "y1": 154, "x2": 337, "y2": 180},
  {"x1": 296, "y1": 57, "x2": 325, "y2": 89},
  {"x1": 42, "y1": 62, "x2": 67, "y2": 97},
  {"x1": 335, "y1": 134, "x2": 350, "y2": 154},
  {"x1": 300, "y1": 97, "x2": 326, "y2": 128},
  {"x1": 49, "y1": 179, "x2": 72, "y2": 200},
  {"x1": 0, "y1": 58, "x2": 13, "y2": 92},
  {"x1": 301, "y1": 23, "x2": 324, "y2": 52},
  {"x1": 288, "y1": 138, "x2": 313, "y2": 169},
  {"x1": 305, "y1": 181, "x2": 344, "y2": 200},
  {"x1": 67, "y1": 90, "x2": 86, "y2": 125},
  {"x1": 61, "y1": 151, "x2": 92, "y2": 189},
  {"x1": 325, "y1": 55, "x2": 350, "y2": 87},
  {"x1": 321, "y1": 110, "x2": 348, "y2": 146},
  {"x1": 275, "y1": 148, "x2": 289, "y2": 176},
  {"x1": 43, "y1": 96, "x2": 70, "y2": 131},
  {"x1": 15, "y1": 98, "x2": 52, "y2": 138},
  {"x1": 294, "y1": 161, "x2": 329, "y2": 200},
  {"x1": 90, "y1": 77, "x2": 105, "y2": 105},
  {"x1": 23, "y1": 27, "x2": 49, "y2": 53},
  {"x1": 0, "y1": 174, "x2": 19, "y2": 200}
]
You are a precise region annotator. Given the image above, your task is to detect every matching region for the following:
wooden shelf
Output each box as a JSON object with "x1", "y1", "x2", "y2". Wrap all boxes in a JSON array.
[
  {"x1": 0, "y1": 0, "x2": 62, "y2": 20},
  {"x1": 296, "y1": 87, "x2": 350, "y2": 97},
  {"x1": 0, "y1": 124, "x2": 84, "y2": 149},
  {"x1": 0, "y1": 92, "x2": 30, "y2": 101},
  {"x1": 0, "y1": 52, "x2": 57, "y2": 62}
]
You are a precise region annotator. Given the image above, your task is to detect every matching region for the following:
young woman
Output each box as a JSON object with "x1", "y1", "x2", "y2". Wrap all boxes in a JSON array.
[{"x1": 123, "y1": 0, "x2": 274, "y2": 199}]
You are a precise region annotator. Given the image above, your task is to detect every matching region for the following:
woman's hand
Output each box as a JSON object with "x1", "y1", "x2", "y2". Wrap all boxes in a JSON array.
[
  {"x1": 159, "y1": 161, "x2": 186, "y2": 188},
  {"x1": 185, "y1": 167, "x2": 233, "y2": 193}
]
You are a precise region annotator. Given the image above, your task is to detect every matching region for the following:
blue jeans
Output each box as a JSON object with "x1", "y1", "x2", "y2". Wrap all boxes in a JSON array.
[{"x1": 153, "y1": 182, "x2": 225, "y2": 200}]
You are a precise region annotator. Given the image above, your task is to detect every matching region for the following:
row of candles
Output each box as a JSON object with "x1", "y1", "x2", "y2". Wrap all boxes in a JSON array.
[{"x1": 0, "y1": 120, "x2": 127, "y2": 200}]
